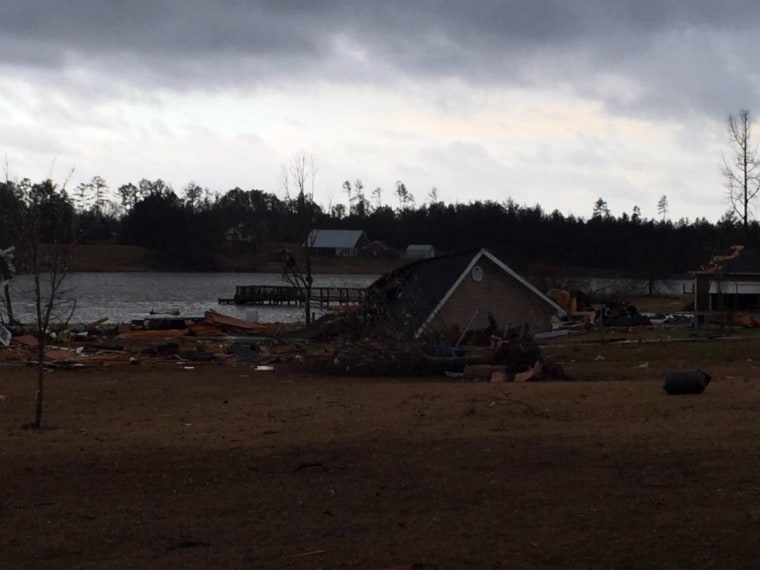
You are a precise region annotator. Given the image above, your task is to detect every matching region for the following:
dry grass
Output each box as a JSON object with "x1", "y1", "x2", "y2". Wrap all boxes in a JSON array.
[{"x1": 3, "y1": 333, "x2": 760, "y2": 569}]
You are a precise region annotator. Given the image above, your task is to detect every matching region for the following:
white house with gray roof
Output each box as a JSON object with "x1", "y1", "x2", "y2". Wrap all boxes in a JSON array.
[{"x1": 306, "y1": 229, "x2": 369, "y2": 256}]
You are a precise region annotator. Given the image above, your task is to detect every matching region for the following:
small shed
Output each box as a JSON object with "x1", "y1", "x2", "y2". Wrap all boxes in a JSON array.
[
  {"x1": 306, "y1": 229, "x2": 369, "y2": 257},
  {"x1": 362, "y1": 240, "x2": 399, "y2": 259},
  {"x1": 224, "y1": 224, "x2": 252, "y2": 243},
  {"x1": 406, "y1": 244, "x2": 435, "y2": 259},
  {"x1": 365, "y1": 248, "x2": 566, "y2": 339}
]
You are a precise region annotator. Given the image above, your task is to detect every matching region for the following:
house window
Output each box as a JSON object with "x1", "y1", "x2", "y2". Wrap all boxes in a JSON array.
[{"x1": 471, "y1": 265, "x2": 483, "y2": 282}]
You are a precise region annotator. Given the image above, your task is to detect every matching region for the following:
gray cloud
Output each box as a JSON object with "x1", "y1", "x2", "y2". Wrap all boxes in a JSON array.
[
  {"x1": 0, "y1": 0, "x2": 756, "y2": 221},
  {"x1": 4, "y1": 1, "x2": 760, "y2": 119}
]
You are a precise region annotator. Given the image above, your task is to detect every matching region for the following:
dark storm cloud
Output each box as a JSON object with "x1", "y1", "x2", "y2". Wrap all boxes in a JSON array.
[{"x1": 2, "y1": 1, "x2": 760, "y2": 115}]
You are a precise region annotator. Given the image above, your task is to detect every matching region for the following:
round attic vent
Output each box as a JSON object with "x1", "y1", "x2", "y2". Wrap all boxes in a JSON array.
[{"x1": 471, "y1": 265, "x2": 483, "y2": 282}]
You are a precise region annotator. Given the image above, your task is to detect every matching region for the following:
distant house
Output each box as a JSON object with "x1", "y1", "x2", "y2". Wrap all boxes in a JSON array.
[
  {"x1": 365, "y1": 248, "x2": 566, "y2": 339},
  {"x1": 692, "y1": 245, "x2": 760, "y2": 319},
  {"x1": 224, "y1": 224, "x2": 252, "y2": 243},
  {"x1": 362, "y1": 240, "x2": 399, "y2": 259},
  {"x1": 306, "y1": 229, "x2": 369, "y2": 257},
  {"x1": 406, "y1": 244, "x2": 435, "y2": 259}
]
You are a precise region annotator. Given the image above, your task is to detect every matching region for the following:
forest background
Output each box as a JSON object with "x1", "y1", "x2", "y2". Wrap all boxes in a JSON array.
[{"x1": 0, "y1": 172, "x2": 751, "y2": 284}]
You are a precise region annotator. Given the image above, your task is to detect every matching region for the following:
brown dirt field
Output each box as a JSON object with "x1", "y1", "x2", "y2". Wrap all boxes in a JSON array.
[{"x1": 4, "y1": 342, "x2": 760, "y2": 570}]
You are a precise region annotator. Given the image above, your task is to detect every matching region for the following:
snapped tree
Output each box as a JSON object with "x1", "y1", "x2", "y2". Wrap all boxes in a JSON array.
[
  {"x1": 0, "y1": 172, "x2": 24, "y2": 323},
  {"x1": 0, "y1": 246, "x2": 16, "y2": 324},
  {"x1": 657, "y1": 195, "x2": 669, "y2": 222},
  {"x1": 723, "y1": 109, "x2": 760, "y2": 229}
]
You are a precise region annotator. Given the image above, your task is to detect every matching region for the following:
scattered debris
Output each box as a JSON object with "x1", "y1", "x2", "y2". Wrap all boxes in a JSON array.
[
  {"x1": 0, "y1": 310, "x2": 297, "y2": 368},
  {"x1": 488, "y1": 369, "x2": 509, "y2": 383},
  {"x1": 0, "y1": 323, "x2": 11, "y2": 347},
  {"x1": 226, "y1": 342, "x2": 260, "y2": 361},
  {"x1": 547, "y1": 288, "x2": 593, "y2": 314},
  {"x1": 203, "y1": 309, "x2": 294, "y2": 335},
  {"x1": 514, "y1": 361, "x2": 543, "y2": 383},
  {"x1": 597, "y1": 301, "x2": 651, "y2": 327},
  {"x1": 492, "y1": 325, "x2": 542, "y2": 374},
  {"x1": 150, "y1": 308, "x2": 181, "y2": 316},
  {"x1": 13, "y1": 334, "x2": 38, "y2": 348},
  {"x1": 293, "y1": 549, "x2": 326, "y2": 558},
  {"x1": 444, "y1": 348, "x2": 466, "y2": 378}
]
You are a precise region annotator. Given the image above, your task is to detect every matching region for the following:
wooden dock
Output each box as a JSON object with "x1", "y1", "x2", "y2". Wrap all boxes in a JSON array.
[{"x1": 219, "y1": 285, "x2": 367, "y2": 306}]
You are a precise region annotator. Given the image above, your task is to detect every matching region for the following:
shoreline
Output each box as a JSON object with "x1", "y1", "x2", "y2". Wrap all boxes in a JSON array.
[{"x1": 62, "y1": 243, "x2": 404, "y2": 274}]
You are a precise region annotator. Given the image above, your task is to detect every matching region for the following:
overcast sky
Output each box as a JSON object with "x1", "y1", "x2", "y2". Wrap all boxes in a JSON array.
[{"x1": 2, "y1": 1, "x2": 760, "y2": 221}]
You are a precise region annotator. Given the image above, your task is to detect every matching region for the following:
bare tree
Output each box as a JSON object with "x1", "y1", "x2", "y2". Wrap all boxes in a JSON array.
[
  {"x1": 657, "y1": 194, "x2": 668, "y2": 221},
  {"x1": 353, "y1": 179, "x2": 369, "y2": 217},
  {"x1": 371, "y1": 186, "x2": 382, "y2": 209},
  {"x1": 91, "y1": 175, "x2": 109, "y2": 216},
  {"x1": 395, "y1": 180, "x2": 415, "y2": 211},
  {"x1": 723, "y1": 109, "x2": 760, "y2": 229},
  {"x1": 17, "y1": 178, "x2": 76, "y2": 428},
  {"x1": 343, "y1": 180, "x2": 353, "y2": 215},
  {"x1": 281, "y1": 152, "x2": 319, "y2": 326}
]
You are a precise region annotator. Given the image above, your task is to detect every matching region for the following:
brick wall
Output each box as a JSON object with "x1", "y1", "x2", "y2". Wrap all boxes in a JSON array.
[{"x1": 431, "y1": 257, "x2": 554, "y2": 334}]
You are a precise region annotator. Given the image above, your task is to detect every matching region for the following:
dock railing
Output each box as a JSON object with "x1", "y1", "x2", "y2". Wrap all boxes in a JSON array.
[{"x1": 220, "y1": 285, "x2": 367, "y2": 306}]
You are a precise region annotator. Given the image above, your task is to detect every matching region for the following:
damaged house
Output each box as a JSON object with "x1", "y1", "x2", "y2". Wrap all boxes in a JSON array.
[
  {"x1": 693, "y1": 245, "x2": 760, "y2": 317},
  {"x1": 364, "y1": 248, "x2": 566, "y2": 340}
]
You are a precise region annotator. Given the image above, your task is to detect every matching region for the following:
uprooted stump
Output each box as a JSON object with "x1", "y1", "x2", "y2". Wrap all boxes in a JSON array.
[{"x1": 493, "y1": 331, "x2": 541, "y2": 374}]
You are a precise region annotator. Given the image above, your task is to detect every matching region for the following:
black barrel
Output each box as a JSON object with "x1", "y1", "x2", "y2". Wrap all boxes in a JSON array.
[{"x1": 663, "y1": 369, "x2": 711, "y2": 395}]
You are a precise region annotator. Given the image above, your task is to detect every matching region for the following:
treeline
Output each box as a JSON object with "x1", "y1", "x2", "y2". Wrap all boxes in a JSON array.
[{"x1": 0, "y1": 176, "x2": 752, "y2": 276}]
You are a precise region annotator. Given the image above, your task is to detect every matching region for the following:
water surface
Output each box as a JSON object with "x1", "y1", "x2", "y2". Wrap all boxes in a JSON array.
[{"x1": 5, "y1": 272, "x2": 379, "y2": 325}]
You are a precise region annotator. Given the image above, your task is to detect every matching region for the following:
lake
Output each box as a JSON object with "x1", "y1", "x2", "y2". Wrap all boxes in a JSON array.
[
  {"x1": 2, "y1": 271, "x2": 695, "y2": 326},
  {"x1": 3, "y1": 272, "x2": 380, "y2": 325}
]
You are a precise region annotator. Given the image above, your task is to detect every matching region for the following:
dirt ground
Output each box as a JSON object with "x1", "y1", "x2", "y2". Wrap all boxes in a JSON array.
[{"x1": 3, "y1": 339, "x2": 760, "y2": 569}]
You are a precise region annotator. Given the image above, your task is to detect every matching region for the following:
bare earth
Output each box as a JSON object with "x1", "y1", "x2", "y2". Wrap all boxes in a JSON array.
[{"x1": 3, "y1": 344, "x2": 760, "y2": 569}]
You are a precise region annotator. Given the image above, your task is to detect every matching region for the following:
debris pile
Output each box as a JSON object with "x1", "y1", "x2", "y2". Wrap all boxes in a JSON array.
[
  {"x1": 485, "y1": 325, "x2": 567, "y2": 382},
  {"x1": 3, "y1": 302, "x2": 564, "y2": 381},
  {"x1": 0, "y1": 310, "x2": 300, "y2": 369},
  {"x1": 701, "y1": 244, "x2": 746, "y2": 272},
  {"x1": 596, "y1": 301, "x2": 651, "y2": 327},
  {"x1": 291, "y1": 309, "x2": 569, "y2": 381},
  {"x1": 295, "y1": 338, "x2": 448, "y2": 377}
]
